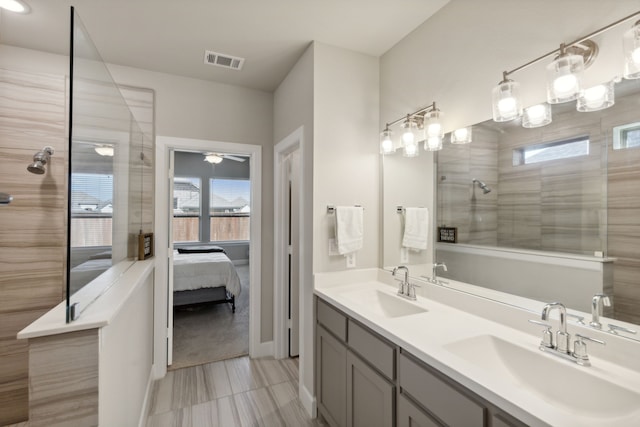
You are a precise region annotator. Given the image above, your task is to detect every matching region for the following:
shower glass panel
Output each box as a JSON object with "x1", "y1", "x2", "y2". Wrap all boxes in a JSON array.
[{"x1": 67, "y1": 7, "x2": 153, "y2": 321}]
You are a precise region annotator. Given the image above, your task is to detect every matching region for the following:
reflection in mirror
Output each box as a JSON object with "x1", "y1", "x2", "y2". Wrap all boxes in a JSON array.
[
  {"x1": 67, "y1": 8, "x2": 153, "y2": 321},
  {"x1": 383, "y1": 77, "x2": 640, "y2": 337}
]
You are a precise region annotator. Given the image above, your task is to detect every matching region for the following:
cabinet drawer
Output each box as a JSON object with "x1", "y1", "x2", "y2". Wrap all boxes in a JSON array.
[
  {"x1": 317, "y1": 298, "x2": 347, "y2": 342},
  {"x1": 398, "y1": 394, "x2": 441, "y2": 427},
  {"x1": 399, "y1": 353, "x2": 485, "y2": 427},
  {"x1": 348, "y1": 320, "x2": 396, "y2": 380}
]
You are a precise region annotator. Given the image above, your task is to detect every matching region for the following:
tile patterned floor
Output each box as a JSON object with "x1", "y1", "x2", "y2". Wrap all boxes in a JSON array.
[{"x1": 147, "y1": 356, "x2": 325, "y2": 427}]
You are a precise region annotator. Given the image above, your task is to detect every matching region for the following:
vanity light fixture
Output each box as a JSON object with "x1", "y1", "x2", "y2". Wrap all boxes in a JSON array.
[
  {"x1": 379, "y1": 127, "x2": 394, "y2": 154},
  {"x1": 492, "y1": 72, "x2": 522, "y2": 122},
  {"x1": 491, "y1": 10, "x2": 640, "y2": 127},
  {"x1": 380, "y1": 102, "x2": 445, "y2": 155},
  {"x1": 94, "y1": 145, "x2": 114, "y2": 157},
  {"x1": 450, "y1": 126, "x2": 472, "y2": 144},
  {"x1": 623, "y1": 20, "x2": 640, "y2": 79},
  {"x1": 546, "y1": 43, "x2": 587, "y2": 104},
  {"x1": 423, "y1": 109, "x2": 444, "y2": 151},
  {"x1": 522, "y1": 103, "x2": 552, "y2": 128},
  {"x1": 400, "y1": 115, "x2": 419, "y2": 157},
  {"x1": 0, "y1": 0, "x2": 30, "y2": 13},
  {"x1": 577, "y1": 80, "x2": 615, "y2": 112}
]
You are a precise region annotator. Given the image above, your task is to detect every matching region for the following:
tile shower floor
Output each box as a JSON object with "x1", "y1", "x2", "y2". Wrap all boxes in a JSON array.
[{"x1": 147, "y1": 356, "x2": 325, "y2": 427}]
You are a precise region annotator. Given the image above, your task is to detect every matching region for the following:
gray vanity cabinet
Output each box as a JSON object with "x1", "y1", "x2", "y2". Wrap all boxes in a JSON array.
[
  {"x1": 315, "y1": 296, "x2": 532, "y2": 427},
  {"x1": 317, "y1": 298, "x2": 348, "y2": 427},
  {"x1": 398, "y1": 352, "x2": 485, "y2": 426},
  {"x1": 316, "y1": 297, "x2": 397, "y2": 427},
  {"x1": 346, "y1": 349, "x2": 395, "y2": 427},
  {"x1": 397, "y1": 394, "x2": 440, "y2": 427},
  {"x1": 317, "y1": 324, "x2": 347, "y2": 427}
]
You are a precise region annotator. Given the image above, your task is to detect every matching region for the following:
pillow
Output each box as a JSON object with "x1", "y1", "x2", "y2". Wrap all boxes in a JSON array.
[
  {"x1": 177, "y1": 246, "x2": 226, "y2": 254},
  {"x1": 88, "y1": 250, "x2": 112, "y2": 260}
]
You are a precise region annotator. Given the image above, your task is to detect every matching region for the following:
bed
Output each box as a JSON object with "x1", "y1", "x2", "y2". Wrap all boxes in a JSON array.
[{"x1": 172, "y1": 249, "x2": 241, "y2": 312}]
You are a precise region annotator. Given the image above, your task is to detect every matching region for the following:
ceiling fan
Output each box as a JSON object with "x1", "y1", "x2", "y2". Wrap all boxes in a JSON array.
[{"x1": 203, "y1": 152, "x2": 247, "y2": 164}]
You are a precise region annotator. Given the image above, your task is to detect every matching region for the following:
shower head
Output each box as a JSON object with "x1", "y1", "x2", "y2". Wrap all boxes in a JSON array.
[
  {"x1": 27, "y1": 146, "x2": 54, "y2": 175},
  {"x1": 472, "y1": 178, "x2": 491, "y2": 194}
]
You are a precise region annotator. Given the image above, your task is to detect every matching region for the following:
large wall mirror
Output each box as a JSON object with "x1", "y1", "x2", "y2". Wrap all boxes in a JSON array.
[
  {"x1": 383, "y1": 69, "x2": 640, "y2": 338},
  {"x1": 67, "y1": 8, "x2": 154, "y2": 321}
]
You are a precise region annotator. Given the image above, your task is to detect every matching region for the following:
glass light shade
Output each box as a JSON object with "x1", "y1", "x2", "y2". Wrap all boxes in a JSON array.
[
  {"x1": 400, "y1": 119, "x2": 416, "y2": 148},
  {"x1": 492, "y1": 80, "x2": 522, "y2": 122},
  {"x1": 424, "y1": 136, "x2": 443, "y2": 151},
  {"x1": 577, "y1": 82, "x2": 615, "y2": 112},
  {"x1": 424, "y1": 110, "x2": 444, "y2": 138},
  {"x1": 0, "y1": 0, "x2": 29, "y2": 13},
  {"x1": 546, "y1": 54, "x2": 584, "y2": 103},
  {"x1": 94, "y1": 145, "x2": 114, "y2": 156},
  {"x1": 450, "y1": 127, "x2": 472, "y2": 144},
  {"x1": 623, "y1": 23, "x2": 640, "y2": 79},
  {"x1": 403, "y1": 140, "x2": 419, "y2": 157},
  {"x1": 522, "y1": 104, "x2": 552, "y2": 128},
  {"x1": 204, "y1": 153, "x2": 223, "y2": 164},
  {"x1": 380, "y1": 129, "x2": 395, "y2": 154}
]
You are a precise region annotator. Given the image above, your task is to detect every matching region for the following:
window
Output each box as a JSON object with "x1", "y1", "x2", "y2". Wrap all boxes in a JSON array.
[
  {"x1": 70, "y1": 173, "x2": 113, "y2": 247},
  {"x1": 513, "y1": 136, "x2": 589, "y2": 166},
  {"x1": 613, "y1": 122, "x2": 640, "y2": 150},
  {"x1": 209, "y1": 178, "x2": 250, "y2": 241},
  {"x1": 173, "y1": 177, "x2": 201, "y2": 242}
]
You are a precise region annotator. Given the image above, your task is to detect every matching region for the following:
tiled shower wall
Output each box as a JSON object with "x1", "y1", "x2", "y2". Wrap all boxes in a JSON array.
[
  {"x1": 0, "y1": 67, "x2": 154, "y2": 425},
  {"x1": 437, "y1": 88, "x2": 640, "y2": 325}
]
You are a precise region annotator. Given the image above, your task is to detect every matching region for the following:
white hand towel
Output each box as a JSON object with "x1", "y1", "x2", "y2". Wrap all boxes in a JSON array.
[
  {"x1": 335, "y1": 206, "x2": 364, "y2": 255},
  {"x1": 402, "y1": 207, "x2": 429, "y2": 251}
]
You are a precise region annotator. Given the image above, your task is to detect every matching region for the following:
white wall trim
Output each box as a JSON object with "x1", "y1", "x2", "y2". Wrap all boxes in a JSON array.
[
  {"x1": 299, "y1": 382, "x2": 317, "y2": 418},
  {"x1": 154, "y1": 136, "x2": 263, "y2": 374},
  {"x1": 252, "y1": 340, "x2": 274, "y2": 359},
  {"x1": 137, "y1": 372, "x2": 155, "y2": 427},
  {"x1": 273, "y1": 126, "x2": 304, "y2": 360}
]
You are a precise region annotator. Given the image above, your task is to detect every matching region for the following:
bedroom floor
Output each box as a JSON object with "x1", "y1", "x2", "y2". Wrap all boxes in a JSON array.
[
  {"x1": 171, "y1": 264, "x2": 250, "y2": 370},
  {"x1": 147, "y1": 355, "x2": 324, "y2": 427}
]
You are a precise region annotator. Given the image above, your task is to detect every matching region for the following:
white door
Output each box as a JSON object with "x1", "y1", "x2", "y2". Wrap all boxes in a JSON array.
[
  {"x1": 167, "y1": 149, "x2": 175, "y2": 365},
  {"x1": 288, "y1": 151, "x2": 301, "y2": 357}
]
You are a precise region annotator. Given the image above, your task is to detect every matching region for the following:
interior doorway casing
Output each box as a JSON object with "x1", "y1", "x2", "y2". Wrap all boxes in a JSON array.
[
  {"x1": 274, "y1": 126, "x2": 314, "y2": 415},
  {"x1": 154, "y1": 136, "x2": 263, "y2": 379}
]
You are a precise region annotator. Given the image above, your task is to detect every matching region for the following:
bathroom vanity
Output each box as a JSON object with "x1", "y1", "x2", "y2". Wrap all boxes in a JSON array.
[{"x1": 314, "y1": 269, "x2": 640, "y2": 427}]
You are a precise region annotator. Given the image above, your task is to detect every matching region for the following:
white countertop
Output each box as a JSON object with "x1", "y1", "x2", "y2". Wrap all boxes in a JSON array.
[
  {"x1": 18, "y1": 259, "x2": 154, "y2": 339},
  {"x1": 314, "y1": 269, "x2": 640, "y2": 427}
]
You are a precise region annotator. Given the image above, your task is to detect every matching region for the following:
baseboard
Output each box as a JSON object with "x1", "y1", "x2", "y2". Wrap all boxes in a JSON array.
[
  {"x1": 232, "y1": 259, "x2": 249, "y2": 266},
  {"x1": 138, "y1": 370, "x2": 155, "y2": 427},
  {"x1": 251, "y1": 340, "x2": 274, "y2": 358},
  {"x1": 299, "y1": 382, "x2": 317, "y2": 418}
]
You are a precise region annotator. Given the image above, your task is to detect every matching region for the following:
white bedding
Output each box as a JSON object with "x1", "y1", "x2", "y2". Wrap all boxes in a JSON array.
[{"x1": 173, "y1": 250, "x2": 241, "y2": 297}]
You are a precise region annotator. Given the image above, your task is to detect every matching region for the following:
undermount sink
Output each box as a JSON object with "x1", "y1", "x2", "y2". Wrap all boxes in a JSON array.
[
  {"x1": 339, "y1": 287, "x2": 427, "y2": 319},
  {"x1": 444, "y1": 334, "x2": 640, "y2": 418}
]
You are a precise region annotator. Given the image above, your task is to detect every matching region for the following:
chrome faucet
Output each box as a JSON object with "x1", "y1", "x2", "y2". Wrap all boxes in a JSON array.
[
  {"x1": 431, "y1": 262, "x2": 447, "y2": 284},
  {"x1": 590, "y1": 293, "x2": 611, "y2": 329},
  {"x1": 392, "y1": 265, "x2": 419, "y2": 301},
  {"x1": 392, "y1": 266, "x2": 409, "y2": 296},
  {"x1": 530, "y1": 302, "x2": 606, "y2": 367},
  {"x1": 541, "y1": 302, "x2": 570, "y2": 353}
]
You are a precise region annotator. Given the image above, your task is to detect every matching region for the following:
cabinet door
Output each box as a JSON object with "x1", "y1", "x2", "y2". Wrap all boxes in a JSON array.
[
  {"x1": 317, "y1": 325, "x2": 347, "y2": 427},
  {"x1": 346, "y1": 350, "x2": 395, "y2": 427},
  {"x1": 398, "y1": 394, "x2": 441, "y2": 427}
]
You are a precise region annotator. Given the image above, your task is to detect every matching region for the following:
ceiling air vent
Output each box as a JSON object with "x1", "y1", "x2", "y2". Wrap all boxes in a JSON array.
[{"x1": 204, "y1": 50, "x2": 245, "y2": 71}]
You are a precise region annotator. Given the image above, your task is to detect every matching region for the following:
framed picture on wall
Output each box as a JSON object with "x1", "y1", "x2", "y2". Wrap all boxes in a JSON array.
[
  {"x1": 438, "y1": 227, "x2": 457, "y2": 243},
  {"x1": 138, "y1": 232, "x2": 154, "y2": 260}
]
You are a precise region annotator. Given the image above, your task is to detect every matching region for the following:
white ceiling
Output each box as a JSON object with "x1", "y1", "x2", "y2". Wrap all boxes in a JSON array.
[{"x1": 0, "y1": 0, "x2": 449, "y2": 91}]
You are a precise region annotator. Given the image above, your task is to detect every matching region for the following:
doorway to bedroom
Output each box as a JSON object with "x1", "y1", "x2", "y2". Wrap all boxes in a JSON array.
[{"x1": 169, "y1": 149, "x2": 253, "y2": 370}]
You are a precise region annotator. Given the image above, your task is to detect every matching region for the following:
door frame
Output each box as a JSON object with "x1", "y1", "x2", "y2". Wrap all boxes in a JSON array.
[
  {"x1": 274, "y1": 128, "x2": 303, "y2": 360},
  {"x1": 154, "y1": 135, "x2": 263, "y2": 378}
]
